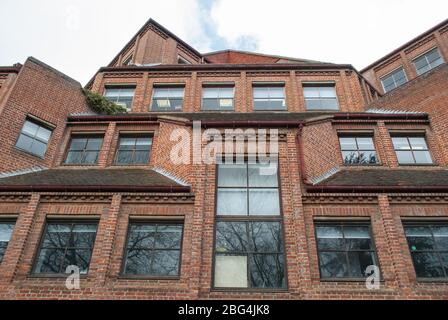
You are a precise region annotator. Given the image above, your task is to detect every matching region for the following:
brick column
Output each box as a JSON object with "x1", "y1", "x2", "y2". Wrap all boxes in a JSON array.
[
  {"x1": 0, "y1": 194, "x2": 40, "y2": 283},
  {"x1": 98, "y1": 122, "x2": 116, "y2": 167},
  {"x1": 400, "y1": 51, "x2": 417, "y2": 80},
  {"x1": 377, "y1": 121, "x2": 398, "y2": 167},
  {"x1": 434, "y1": 31, "x2": 448, "y2": 62},
  {"x1": 288, "y1": 71, "x2": 301, "y2": 112}
]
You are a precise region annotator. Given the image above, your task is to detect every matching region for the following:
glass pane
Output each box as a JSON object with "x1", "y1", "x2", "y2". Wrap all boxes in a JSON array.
[
  {"x1": 155, "y1": 225, "x2": 182, "y2": 249},
  {"x1": 406, "y1": 227, "x2": 435, "y2": 251},
  {"x1": 348, "y1": 251, "x2": 376, "y2": 277},
  {"x1": 104, "y1": 88, "x2": 120, "y2": 97},
  {"x1": 392, "y1": 137, "x2": 410, "y2": 150},
  {"x1": 134, "y1": 150, "x2": 150, "y2": 164},
  {"x1": 339, "y1": 137, "x2": 357, "y2": 150},
  {"x1": 119, "y1": 88, "x2": 135, "y2": 97},
  {"x1": 215, "y1": 222, "x2": 248, "y2": 253},
  {"x1": 319, "y1": 252, "x2": 348, "y2": 278},
  {"x1": 136, "y1": 137, "x2": 152, "y2": 149},
  {"x1": 440, "y1": 253, "x2": 448, "y2": 276},
  {"x1": 168, "y1": 88, "x2": 184, "y2": 98},
  {"x1": 69, "y1": 138, "x2": 87, "y2": 151},
  {"x1": 203, "y1": 88, "x2": 219, "y2": 98},
  {"x1": 249, "y1": 222, "x2": 282, "y2": 252},
  {"x1": 218, "y1": 164, "x2": 247, "y2": 187},
  {"x1": 253, "y1": 87, "x2": 269, "y2": 98},
  {"x1": 269, "y1": 87, "x2": 285, "y2": 98},
  {"x1": 304, "y1": 98, "x2": 322, "y2": 110},
  {"x1": 381, "y1": 75, "x2": 395, "y2": 91},
  {"x1": 219, "y1": 98, "x2": 234, "y2": 109},
  {"x1": 153, "y1": 88, "x2": 167, "y2": 98},
  {"x1": 254, "y1": 99, "x2": 285, "y2": 110},
  {"x1": 42, "y1": 224, "x2": 71, "y2": 248},
  {"x1": 316, "y1": 226, "x2": 344, "y2": 250},
  {"x1": 426, "y1": 49, "x2": 441, "y2": 64},
  {"x1": 408, "y1": 137, "x2": 428, "y2": 150},
  {"x1": 249, "y1": 254, "x2": 285, "y2": 288},
  {"x1": 16, "y1": 134, "x2": 33, "y2": 151},
  {"x1": 0, "y1": 224, "x2": 14, "y2": 242},
  {"x1": 86, "y1": 138, "x2": 103, "y2": 151},
  {"x1": 413, "y1": 151, "x2": 432, "y2": 164},
  {"x1": 303, "y1": 87, "x2": 320, "y2": 98},
  {"x1": 219, "y1": 87, "x2": 234, "y2": 98},
  {"x1": 202, "y1": 98, "x2": 220, "y2": 110},
  {"x1": 82, "y1": 151, "x2": 99, "y2": 164},
  {"x1": 119, "y1": 138, "x2": 135, "y2": 150},
  {"x1": 22, "y1": 120, "x2": 39, "y2": 136},
  {"x1": 35, "y1": 126, "x2": 51, "y2": 142},
  {"x1": 248, "y1": 189, "x2": 280, "y2": 216},
  {"x1": 344, "y1": 226, "x2": 372, "y2": 250},
  {"x1": 116, "y1": 151, "x2": 134, "y2": 164},
  {"x1": 320, "y1": 98, "x2": 339, "y2": 110},
  {"x1": 433, "y1": 227, "x2": 448, "y2": 250},
  {"x1": 65, "y1": 151, "x2": 83, "y2": 164},
  {"x1": 319, "y1": 87, "x2": 337, "y2": 98},
  {"x1": 124, "y1": 249, "x2": 152, "y2": 275},
  {"x1": 248, "y1": 163, "x2": 278, "y2": 187},
  {"x1": 30, "y1": 140, "x2": 47, "y2": 157},
  {"x1": 412, "y1": 252, "x2": 444, "y2": 278},
  {"x1": 214, "y1": 255, "x2": 248, "y2": 288},
  {"x1": 217, "y1": 189, "x2": 248, "y2": 215},
  {"x1": 34, "y1": 248, "x2": 65, "y2": 273},
  {"x1": 356, "y1": 137, "x2": 374, "y2": 150},
  {"x1": 151, "y1": 250, "x2": 180, "y2": 276},
  {"x1": 72, "y1": 224, "x2": 97, "y2": 248},
  {"x1": 342, "y1": 151, "x2": 360, "y2": 165},
  {"x1": 396, "y1": 151, "x2": 415, "y2": 164},
  {"x1": 63, "y1": 249, "x2": 92, "y2": 274},
  {"x1": 128, "y1": 224, "x2": 157, "y2": 248}
]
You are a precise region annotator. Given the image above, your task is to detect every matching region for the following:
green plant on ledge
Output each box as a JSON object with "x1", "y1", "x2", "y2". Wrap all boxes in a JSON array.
[{"x1": 82, "y1": 89, "x2": 127, "y2": 115}]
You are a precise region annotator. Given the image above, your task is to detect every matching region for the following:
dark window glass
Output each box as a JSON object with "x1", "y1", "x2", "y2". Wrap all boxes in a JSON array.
[
  {"x1": 303, "y1": 85, "x2": 339, "y2": 110},
  {"x1": 115, "y1": 135, "x2": 152, "y2": 165},
  {"x1": 123, "y1": 222, "x2": 183, "y2": 276},
  {"x1": 33, "y1": 222, "x2": 97, "y2": 274},
  {"x1": 0, "y1": 222, "x2": 15, "y2": 263},
  {"x1": 391, "y1": 136, "x2": 433, "y2": 165},
  {"x1": 339, "y1": 136, "x2": 378, "y2": 165},
  {"x1": 381, "y1": 68, "x2": 408, "y2": 92},
  {"x1": 404, "y1": 223, "x2": 448, "y2": 279},
  {"x1": 202, "y1": 87, "x2": 234, "y2": 111},
  {"x1": 413, "y1": 48, "x2": 444, "y2": 75},
  {"x1": 315, "y1": 223, "x2": 378, "y2": 279},
  {"x1": 104, "y1": 87, "x2": 135, "y2": 111},
  {"x1": 253, "y1": 86, "x2": 286, "y2": 110},
  {"x1": 214, "y1": 221, "x2": 285, "y2": 288},
  {"x1": 151, "y1": 87, "x2": 184, "y2": 111},
  {"x1": 65, "y1": 136, "x2": 103, "y2": 165},
  {"x1": 16, "y1": 119, "x2": 52, "y2": 158}
]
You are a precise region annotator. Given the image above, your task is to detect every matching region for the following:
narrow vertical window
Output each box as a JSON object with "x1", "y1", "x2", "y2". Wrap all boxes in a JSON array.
[
  {"x1": 0, "y1": 222, "x2": 15, "y2": 263},
  {"x1": 16, "y1": 118, "x2": 53, "y2": 158}
]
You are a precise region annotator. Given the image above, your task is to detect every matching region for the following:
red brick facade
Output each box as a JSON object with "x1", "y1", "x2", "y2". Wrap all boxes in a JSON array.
[{"x1": 0, "y1": 18, "x2": 447, "y2": 300}]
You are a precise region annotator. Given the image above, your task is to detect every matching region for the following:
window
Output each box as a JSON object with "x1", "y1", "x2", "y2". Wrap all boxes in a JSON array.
[
  {"x1": 64, "y1": 135, "x2": 103, "y2": 165},
  {"x1": 253, "y1": 85, "x2": 286, "y2": 111},
  {"x1": 123, "y1": 55, "x2": 133, "y2": 66},
  {"x1": 123, "y1": 222, "x2": 183, "y2": 277},
  {"x1": 391, "y1": 135, "x2": 433, "y2": 165},
  {"x1": 213, "y1": 161, "x2": 286, "y2": 289},
  {"x1": 303, "y1": 84, "x2": 339, "y2": 110},
  {"x1": 315, "y1": 222, "x2": 378, "y2": 279},
  {"x1": 339, "y1": 135, "x2": 378, "y2": 165},
  {"x1": 115, "y1": 135, "x2": 152, "y2": 165},
  {"x1": 413, "y1": 48, "x2": 444, "y2": 75},
  {"x1": 381, "y1": 68, "x2": 407, "y2": 93},
  {"x1": 404, "y1": 223, "x2": 448, "y2": 279},
  {"x1": 104, "y1": 86, "x2": 135, "y2": 111},
  {"x1": 16, "y1": 119, "x2": 52, "y2": 158},
  {"x1": 33, "y1": 221, "x2": 98, "y2": 275},
  {"x1": 150, "y1": 86, "x2": 184, "y2": 111},
  {"x1": 177, "y1": 56, "x2": 190, "y2": 64},
  {"x1": 202, "y1": 85, "x2": 234, "y2": 111},
  {"x1": 0, "y1": 222, "x2": 15, "y2": 263}
]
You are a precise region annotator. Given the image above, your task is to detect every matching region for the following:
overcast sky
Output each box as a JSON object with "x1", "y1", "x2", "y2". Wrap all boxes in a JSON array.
[{"x1": 0, "y1": 0, "x2": 447, "y2": 85}]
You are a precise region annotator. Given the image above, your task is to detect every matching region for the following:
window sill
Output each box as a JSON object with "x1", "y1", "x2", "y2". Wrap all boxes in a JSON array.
[
  {"x1": 211, "y1": 287, "x2": 288, "y2": 293},
  {"x1": 60, "y1": 163, "x2": 100, "y2": 167},
  {"x1": 13, "y1": 147, "x2": 45, "y2": 160},
  {"x1": 398, "y1": 163, "x2": 438, "y2": 167},
  {"x1": 416, "y1": 278, "x2": 448, "y2": 283},
  {"x1": 320, "y1": 278, "x2": 385, "y2": 283},
  {"x1": 27, "y1": 273, "x2": 89, "y2": 279},
  {"x1": 343, "y1": 163, "x2": 382, "y2": 167},
  {"x1": 117, "y1": 275, "x2": 180, "y2": 281}
]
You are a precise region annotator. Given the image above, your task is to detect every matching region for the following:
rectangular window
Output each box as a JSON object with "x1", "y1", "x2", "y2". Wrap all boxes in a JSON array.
[
  {"x1": 115, "y1": 134, "x2": 152, "y2": 165},
  {"x1": 391, "y1": 135, "x2": 433, "y2": 165},
  {"x1": 64, "y1": 135, "x2": 104, "y2": 165},
  {"x1": 381, "y1": 67, "x2": 407, "y2": 93},
  {"x1": 123, "y1": 222, "x2": 183, "y2": 277},
  {"x1": 151, "y1": 86, "x2": 184, "y2": 112},
  {"x1": 16, "y1": 119, "x2": 52, "y2": 158},
  {"x1": 0, "y1": 222, "x2": 15, "y2": 263},
  {"x1": 303, "y1": 84, "x2": 339, "y2": 110},
  {"x1": 404, "y1": 223, "x2": 448, "y2": 279},
  {"x1": 177, "y1": 56, "x2": 191, "y2": 64},
  {"x1": 214, "y1": 160, "x2": 286, "y2": 289},
  {"x1": 413, "y1": 48, "x2": 444, "y2": 76},
  {"x1": 339, "y1": 135, "x2": 379, "y2": 165},
  {"x1": 315, "y1": 222, "x2": 378, "y2": 279},
  {"x1": 104, "y1": 86, "x2": 135, "y2": 111},
  {"x1": 202, "y1": 86, "x2": 234, "y2": 111},
  {"x1": 253, "y1": 85, "x2": 286, "y2": 111},
  {"x1": 33, "y1": 221, "x2": 98, "y2": 275}
]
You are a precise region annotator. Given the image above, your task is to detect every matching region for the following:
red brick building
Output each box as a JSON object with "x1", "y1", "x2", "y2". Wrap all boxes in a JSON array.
[{"x1": 0, "y1": 18, "x2": 447, "y2": 300}]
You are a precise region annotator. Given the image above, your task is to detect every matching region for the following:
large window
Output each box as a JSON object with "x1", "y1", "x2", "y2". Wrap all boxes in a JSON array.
[
  {"x1": 115, "y1": 135, "x2": 152, "y2": 165},
  {"x1": 316, "y1": 222, "x2": 378, "y2": 279},
  {"x1": 0, "y1": 222, "x2": 15, "y2": 263},
  {"x1": 381, "y1": 67, "x2": 407, "y2": 93},
  {"x1": 64, "y1": 136, "x2": 104, "y2": 165},
  {"x1": 33, "y1": 221, "x2": 98, "y2": 275},
  {"x1": 104, "y1": 86, "x2": 135, "y2": 111},
  {"x1": 150, "y1": 86, "x2": 184, "y2": 111},
  {"x1": 202, "y1": 85, "x2": 234, "y2": 111},
  {"x1": 303, "y1": 84, "x2": 339, "y2": 110},
  {"x1": 339, "y1": 135, "x2": 378, "y2": 165},
  {"x1": 123, "y1": 222, "x2": 183, "y2": 277},
  {"x1": 413, "y1": 48, "x2": 444, "y2": 76},
  {"x1": 404, "y1": 223, "x2": 448, "y2": 279},
  {"x1": 253, "y1": 85, "x2": 286, "y2": 111},
  {"x1": 391, "y1": 135, "x2": 433, "y2": 165},
  {"x1": 214, "y1": 161, "x2": 286, "y2": 289},
  {"x1": 16, "y1": 119, "x2": 52, "y2": 158}
]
